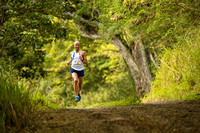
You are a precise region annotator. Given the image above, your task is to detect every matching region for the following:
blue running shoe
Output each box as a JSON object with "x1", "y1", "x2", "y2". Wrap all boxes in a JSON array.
[
  {"x1": 78, "y1": 93, "x2": 81, "y2": 101},
  {"x1": 75, "y1": 96, "x2": 80, "y2": 102}
]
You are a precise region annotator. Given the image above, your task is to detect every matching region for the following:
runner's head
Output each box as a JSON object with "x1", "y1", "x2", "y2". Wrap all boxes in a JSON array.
[{"x1": 74, "y1": 41, "x2": 80, "y2": 51}]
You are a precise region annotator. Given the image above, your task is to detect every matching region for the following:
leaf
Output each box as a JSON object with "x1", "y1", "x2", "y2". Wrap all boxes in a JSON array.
[{"x1": 1, "y1": 5, "x2": 13, "y2": 10}]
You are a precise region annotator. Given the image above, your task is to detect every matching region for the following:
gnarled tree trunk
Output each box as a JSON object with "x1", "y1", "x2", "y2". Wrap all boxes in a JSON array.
[{"x1": 111, "y1": 37, "x2": 152, "y2": 98}]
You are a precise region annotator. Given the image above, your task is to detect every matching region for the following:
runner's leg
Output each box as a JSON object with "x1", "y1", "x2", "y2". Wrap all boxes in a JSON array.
[
  {"x1": 78, "y1": 76, "x2": 84, "y2": 93},
  {"x1": 72, "y1": 72, "x2": 79, "y2": 96}
]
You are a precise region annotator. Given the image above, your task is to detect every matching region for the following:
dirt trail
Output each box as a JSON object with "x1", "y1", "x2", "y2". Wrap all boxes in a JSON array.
[{"x1": 21, "y1": 100, "x2": 200, "y2": 133}]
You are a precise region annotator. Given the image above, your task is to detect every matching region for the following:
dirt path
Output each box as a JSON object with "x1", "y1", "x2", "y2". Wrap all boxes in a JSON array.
[{"x1": 21, "y1": 100, "x2": 200, "y2": 133}]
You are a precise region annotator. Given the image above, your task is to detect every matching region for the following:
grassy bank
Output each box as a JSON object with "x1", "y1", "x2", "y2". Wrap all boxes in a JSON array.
[{"x1": 143, "y1": 28, "x2": 200, "y2": 102}]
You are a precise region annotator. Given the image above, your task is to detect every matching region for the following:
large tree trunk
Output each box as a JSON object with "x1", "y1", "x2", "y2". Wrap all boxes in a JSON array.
[
  {"x1": 111, "y1": 37, "x2": 152, "y2": 98},
  {"x1": 70, "y1": 14, "x2": 152, "y2": 98}
]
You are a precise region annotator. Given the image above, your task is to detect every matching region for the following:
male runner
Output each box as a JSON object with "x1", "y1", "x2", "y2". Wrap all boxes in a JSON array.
[{"x1": 67, "y1": 41, "x2": 87, "y2": 102}]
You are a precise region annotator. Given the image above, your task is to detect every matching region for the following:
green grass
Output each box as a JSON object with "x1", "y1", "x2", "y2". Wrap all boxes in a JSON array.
[
  {"x1": 68, "y1": 72, "x2": 137, "y2": 108},
  {"x1": 0, "y1": 66, "x2": 32, "y2": 132},
  {"x1": 143, "y1": 28, "x2": 200, "y2": 103},
  {"x1": 30, "y1": 88, "x2": 62, "y2": 110},
  {"x1": 82, "y1": 97, "x2": 140, "y2": 108},
  {"x1": 0, "y1": 65, "x2": 61, "y2": 132}
]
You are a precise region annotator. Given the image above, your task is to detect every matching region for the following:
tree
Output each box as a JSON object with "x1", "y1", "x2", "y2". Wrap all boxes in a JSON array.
[{"x1": 0, "y1": 0, "x2": 67, "y2": 78}]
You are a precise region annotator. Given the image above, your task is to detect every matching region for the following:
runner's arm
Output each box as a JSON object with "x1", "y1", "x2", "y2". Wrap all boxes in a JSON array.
[
  {"x1": 82, "y1": 52, "x2": 88, "y2": 65},
  {"x1": 67, "y1": 52, "x2": 72, "y2": 65}
]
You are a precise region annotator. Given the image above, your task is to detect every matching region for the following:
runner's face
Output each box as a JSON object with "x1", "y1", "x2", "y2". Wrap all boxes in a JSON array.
[{"x1": 74, "y1": 42, "x2": 80, "y2": 51}]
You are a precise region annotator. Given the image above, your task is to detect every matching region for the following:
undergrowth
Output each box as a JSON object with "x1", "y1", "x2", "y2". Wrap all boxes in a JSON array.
[
  {"x1": 72, "y1": 73, "x2": 137, "y2": 108},
  {"x1": 0, "y1": 65, "x2": 32, "y2": 132},
  {"x1": 0, "y1": 65, "x2": 60, "y2": 132},
  {"x1": 143, "y1": 28, "x2": 200, "y2": 102}
]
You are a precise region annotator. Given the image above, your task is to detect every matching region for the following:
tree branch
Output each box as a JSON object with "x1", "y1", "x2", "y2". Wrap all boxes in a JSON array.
[
  {"x1": 0, "y1": 0, "x2": 8, "y2": 26},
  {"x1": 65, "y1": 12, "x2": 100, "y2": 39}
]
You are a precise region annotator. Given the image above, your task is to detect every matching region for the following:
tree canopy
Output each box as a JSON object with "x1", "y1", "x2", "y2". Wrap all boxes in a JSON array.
[{"x1": 0, "y1": 0, "x2": 68, "y2": 78}]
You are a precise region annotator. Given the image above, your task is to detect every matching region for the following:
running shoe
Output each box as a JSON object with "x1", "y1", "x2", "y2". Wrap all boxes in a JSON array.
[
  {"x1": 78, "y1": 93, "x2": 81, "y2": 101},
  {"x1": 75, "y1": 96, "x2": 80, "y2": 102}
]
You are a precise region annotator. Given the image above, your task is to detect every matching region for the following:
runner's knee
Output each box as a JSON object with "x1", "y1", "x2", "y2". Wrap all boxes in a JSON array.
[{"x1": 74, "y1": 78, "x2": 78, "y2": 83}]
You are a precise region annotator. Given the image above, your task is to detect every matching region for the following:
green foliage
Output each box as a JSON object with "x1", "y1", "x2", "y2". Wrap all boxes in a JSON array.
[
  {"x1": 143, "y1": 29, "x2": 200, "y2": 102},
  {"x1": 79, "y1": 0, "x2": 200, "y2": 102},
  {"x1": 0, "y1": 0, "x2": 68, "y2": 78},
  {"x1": 80, "y1": 0, "x2": 199, "y2": 55},
  {"x1": 38, "y1": 38, "x2": 137, "y2": 107},
  {"x1": 36, "y1": 19, "x2": 137, "y2": 107},
  {"x1": 31, "y1": 0, "x2": 200, "y2": 106},
  {"x1": 74, "y1": 73, "x2": 136, "y2": 108},
  {"x1": 0, "y1": 61, "x2": 60, "y2": 132},
  {"x1": 0, "y1": 65, "x2": 32, "y2": 132},
  {"x1": 1, "y1": 0, "x2": 199, "y2": 116}
]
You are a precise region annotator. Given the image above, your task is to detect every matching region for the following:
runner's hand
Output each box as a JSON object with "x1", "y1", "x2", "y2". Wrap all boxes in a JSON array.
[
  {"x1": 67, "y1": 61, "x2": 71, "y2": 65},
  {"x1": 79, "y1": 53, "x2": 84, "y2": 61}
]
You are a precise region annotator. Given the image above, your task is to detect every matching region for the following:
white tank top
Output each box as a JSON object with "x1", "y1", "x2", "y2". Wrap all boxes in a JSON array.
[{"x1": 71, "y1": 51, "x2": 84, "y2": 71}]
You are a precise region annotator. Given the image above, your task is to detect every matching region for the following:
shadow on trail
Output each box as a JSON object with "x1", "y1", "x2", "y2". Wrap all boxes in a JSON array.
[{"x1": 21, "y1": 100, "x2": 200, "y2": 133}]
